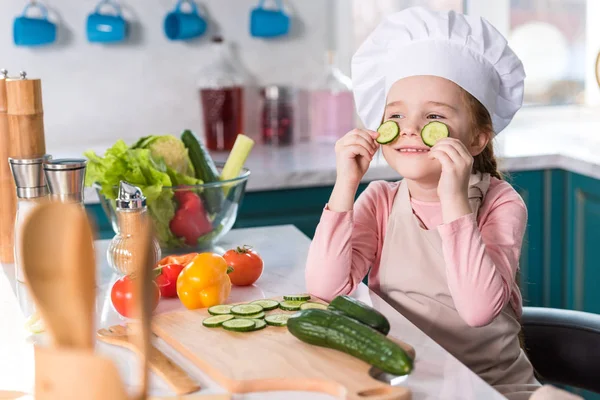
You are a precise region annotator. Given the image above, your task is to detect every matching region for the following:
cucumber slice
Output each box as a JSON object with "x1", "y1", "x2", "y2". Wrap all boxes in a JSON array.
[
  {"x1": 421, "y1": 121, "x2": 449, "y2": 147},
  {"x1": 376, "y1": 120, "x2": 400, "y2": 144},
  {"x1": 222, "y1": 318, "x2": 257, "y2": 332},
  {"x1": 208, "y1": 305, "x2": 233, "y2": 315},
  {"x1": 265, "y1": 314, "x2": 291, "y2": 327},
  {"x1": 300, "y1": 302, "x2": 328, "y2": 310},
  {"x1": 279, "y1": 300, "x2": 305, "y2": 311},
  {"x1": 250, "y1": 299, "x2": 280, "y2": 311},
  {"x1": 283, "y1": 294, "x2": 311, "y2": 302},
  {"x1": 202, "y1": 314, "x2": 234, "y2": 328},
  {"x1": 252, "y1": 319, "x2": 267, "y2": 331},
  {"x1": 234, "y1": 311, "x2": 265, "y2": 320},
  {"x1": 231, "y1": 304, "x2": 263, "y2": 316}
]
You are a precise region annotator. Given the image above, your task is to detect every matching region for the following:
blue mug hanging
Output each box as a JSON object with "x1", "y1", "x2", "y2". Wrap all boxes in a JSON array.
[
  {"x1": 86, "y1": 0, "x2": 128, "y2": 43},
  {"x1": 13, "y1": 2, "x2": 57, "y2": 47},
  {"x1": 250, "y1": 0, "x2": 290, "y2": 38},
  {"x1": 164, "y1": 0, "x2": 207, "y2": 41}
]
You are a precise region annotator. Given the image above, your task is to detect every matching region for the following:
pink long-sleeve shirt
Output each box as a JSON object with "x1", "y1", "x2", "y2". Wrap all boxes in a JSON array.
[{"x1": 305, "y1": 178, "x2": 527, "y2": 327}]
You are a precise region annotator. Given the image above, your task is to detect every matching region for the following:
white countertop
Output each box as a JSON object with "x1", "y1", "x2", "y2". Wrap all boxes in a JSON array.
[
  {"x1": 49, "y1": 105, "x2": 600, "y2": 204},
  {"x1": 0, "y1": 225, "x2": 504, "y2": 400}
]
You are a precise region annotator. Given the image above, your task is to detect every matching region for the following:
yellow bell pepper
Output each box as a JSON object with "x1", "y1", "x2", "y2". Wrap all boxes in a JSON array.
[{"x1": 176, "y1": 252, "x2": 232, "y2": 310}]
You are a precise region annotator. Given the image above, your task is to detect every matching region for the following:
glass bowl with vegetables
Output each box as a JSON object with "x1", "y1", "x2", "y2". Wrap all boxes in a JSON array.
[{"x1": 86, "y1": 131, "x2": 254, "y2": 253}]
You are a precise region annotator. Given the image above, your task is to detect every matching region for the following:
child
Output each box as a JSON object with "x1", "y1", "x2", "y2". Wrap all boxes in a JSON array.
[{"x1": 305, "y1": 7, "x2": 541, "y2": 399}]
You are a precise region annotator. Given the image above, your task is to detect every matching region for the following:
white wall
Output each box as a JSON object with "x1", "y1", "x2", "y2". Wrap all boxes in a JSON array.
[{"x1": 1, "y1": 0, "x2": 334, "y2": 151}]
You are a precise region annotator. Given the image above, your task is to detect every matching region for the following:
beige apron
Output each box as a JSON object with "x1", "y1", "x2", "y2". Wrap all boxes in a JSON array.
[{"x1": 377, "y1": 173, "x2": 540, "y2": 399}]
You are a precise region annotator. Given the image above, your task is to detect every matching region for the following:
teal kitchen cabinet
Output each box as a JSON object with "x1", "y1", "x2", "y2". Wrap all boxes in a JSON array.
[{"x1": 565, "y1": 173, "x2": 600, "y2": 314}]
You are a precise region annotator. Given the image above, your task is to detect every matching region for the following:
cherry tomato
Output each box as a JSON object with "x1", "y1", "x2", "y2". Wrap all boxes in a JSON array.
[
  {"x1": 155, "y1": 263, "x2": 185, "y2": 298},
  {"x1": 111, "y1": 275, "x2": 160, "y2": 318},
  {"x1": 223, "y1": 246, "x2": 264, "y2": 286}
]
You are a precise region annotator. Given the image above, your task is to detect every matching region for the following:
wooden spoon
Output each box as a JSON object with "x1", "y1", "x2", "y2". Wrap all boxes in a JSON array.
[
  {"x1": 98, "y1": 324, "x2": 200, "y2": 395},
  {"x1": 129, "y1": 212, "x2": 155, "y2": 400},
  {"x1": 21, "y1": 202, "x2": 96, "y2": 349}
]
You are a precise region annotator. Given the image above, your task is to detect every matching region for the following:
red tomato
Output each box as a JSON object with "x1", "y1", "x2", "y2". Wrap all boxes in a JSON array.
[
  {"x1": 155, "y1": 263, "x2": 185, "y2": 298},
  {"x1": 223, "y1": 246, "x2": 264, "y2": 286},
  {"x1": 111, "y1": 275, "x2": 161, "y2": 318}
]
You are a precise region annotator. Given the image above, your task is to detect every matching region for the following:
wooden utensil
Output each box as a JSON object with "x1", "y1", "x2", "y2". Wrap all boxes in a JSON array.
[
  {"x1": 0, "y1": 391, "x2": 231, "y2": 400},
  {"x1": 0, "y1": 69, "x2": 17, "y2": 264},
  {"x1": 98, "y1": 324, "x2": 200, "y2": 395},
  {"x1": 130, "y1": 212, "x2": 155, "y2": 400},
  {"x1": 21, "y1": 202, "x2": 96, "y2": 349},
  {"x1": 152, "y1": 297, "x2": 412, "y2": 400},
  {"x1": 6, "y1": 72, "x2": 46, "y2": 159}
]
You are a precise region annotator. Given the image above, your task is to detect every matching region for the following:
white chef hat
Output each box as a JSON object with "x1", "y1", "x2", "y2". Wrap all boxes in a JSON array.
[{"x1": 351, "y1": 7, "x2": 526, "y2": 134}]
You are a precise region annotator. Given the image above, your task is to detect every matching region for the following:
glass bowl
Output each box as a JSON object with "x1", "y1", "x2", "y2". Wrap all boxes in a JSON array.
[{"x1": 95, "y1": 164, "x2": 250, "y2": 254}]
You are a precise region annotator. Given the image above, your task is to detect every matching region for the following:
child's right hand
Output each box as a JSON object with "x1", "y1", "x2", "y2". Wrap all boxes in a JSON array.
[{"x1": 334, "y1": 129, "x2": 380, "y2": 186}]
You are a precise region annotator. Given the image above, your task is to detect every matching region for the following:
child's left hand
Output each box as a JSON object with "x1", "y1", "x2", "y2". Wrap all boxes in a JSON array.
[{"x1": 429, "y1": 138, "x2": 473, "y2": 221}]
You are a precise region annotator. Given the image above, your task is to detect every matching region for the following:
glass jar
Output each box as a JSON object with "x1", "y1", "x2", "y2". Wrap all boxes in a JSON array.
[
  {"x1": 197, "y1": 36, "x2": 245, "y2": 152},
  {"x1": 261, "y1": 86, "x2": 294, "y2": 146},
  {"x1": 310, "y1": 51, "x2": 355, "y2": 143}
]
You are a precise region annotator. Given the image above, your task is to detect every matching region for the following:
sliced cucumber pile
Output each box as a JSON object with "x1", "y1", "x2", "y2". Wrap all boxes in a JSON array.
[
  {"x1": 222, "y1": 319, "x2": 257, "y2": 332},
  {"x1": 231, "y1": 304, "x2": 263, "y2": 316},
  {"x1": 421, "y1": 121, "x2": 449, "y2": 147},
  {"x1": 376, "y1": 120, "x2": 400, "y2": 144},
  {"x1": 265, "y1": 314, "x2": 291, "y2": 327},
  {"x1": 203, "y1": 314, "x2": 234, "y2": 328},
  {"x1": 250, "y1": 299, "x2": 279, "y2": 311},
  {"x1": 283, "y1": 294, "x2": 311, "y2": 301},
  {"x1": 279, "y1": 300, "x2": 305, "y2": 311},
  {"x1": 300, "y1": 302, "x2": 328, "y2": 310},
  {"x1": 201, "y1": 294, "x2": 326, "y2": 333},
  {"x1": 208, "y1": 305, "x2": 233, "y2": 315}
]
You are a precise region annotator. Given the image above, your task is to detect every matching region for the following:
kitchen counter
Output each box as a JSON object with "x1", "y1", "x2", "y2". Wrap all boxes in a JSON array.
[
  {"x1": 50, "y1": 106, "x2": 600, "y2": 204},
  {"x1": 0, "y1": 225, "x2": 505, "y2": 400}
]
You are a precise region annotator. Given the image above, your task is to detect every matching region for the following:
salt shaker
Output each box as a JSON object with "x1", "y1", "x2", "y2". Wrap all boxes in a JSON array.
[
  {"x1": 43, "y1": 158, "x2": 87, "y2": 204},
  {"x1": 9, "y1": 155, "x2": 51, "y2": 283},
  {"x1": 107, "y1": 181, "x2": 161, "y2": 275}
]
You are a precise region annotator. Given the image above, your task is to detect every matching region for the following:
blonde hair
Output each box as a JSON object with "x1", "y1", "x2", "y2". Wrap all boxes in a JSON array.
[{"x1": 461, "y1": 90, "x2": 503, "y2": 180}]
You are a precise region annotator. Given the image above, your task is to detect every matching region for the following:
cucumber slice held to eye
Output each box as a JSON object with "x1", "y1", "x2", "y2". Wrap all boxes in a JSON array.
[
  {"x1": 421, "y1": 121, "x2": 449, "y2": 147},
  {"x1": 376, "y1": 120, "x2": 400, "y2": 144}
]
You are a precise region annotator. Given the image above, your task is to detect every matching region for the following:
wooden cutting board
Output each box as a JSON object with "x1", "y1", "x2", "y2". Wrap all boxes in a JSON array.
[{"x1": 152, "y1": 298, "x2": 412, "y2": 400}]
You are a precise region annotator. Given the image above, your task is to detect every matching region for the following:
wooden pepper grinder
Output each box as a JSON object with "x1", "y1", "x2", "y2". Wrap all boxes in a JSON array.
[
  {"x1": 0, "y1": 69, "x2": 17, "y2": 263},
  {"x1": 6, "y1": 71, "x2": 46, "y2": 158}
]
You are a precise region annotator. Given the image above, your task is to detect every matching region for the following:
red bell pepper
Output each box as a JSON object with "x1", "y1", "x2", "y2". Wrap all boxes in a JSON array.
[{"x1": 170, "y1": 191, "x2": 212, "y2": 246}]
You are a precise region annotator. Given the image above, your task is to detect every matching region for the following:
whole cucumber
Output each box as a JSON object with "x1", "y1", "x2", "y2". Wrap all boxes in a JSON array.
[
  {"x1": 329, "y1": 295, "x2": 391, "y2": 335},
  {"x1": 181, "y1": 130, "x2": 223, "y2": 215},
  {"x1": 287, "y1": 309, "x2": 413, "y2": 376}
]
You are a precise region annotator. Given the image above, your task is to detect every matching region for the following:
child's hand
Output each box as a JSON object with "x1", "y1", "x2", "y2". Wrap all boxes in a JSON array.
[
  {"x1": 429, "y1": 138, "x2": 473, "y2": 222},
  {"x1": 334, "y1": 129, "x2": 380, "y2": 186}
]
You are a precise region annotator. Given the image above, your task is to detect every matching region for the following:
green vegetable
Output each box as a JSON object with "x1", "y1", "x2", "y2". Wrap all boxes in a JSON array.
[
  {"x1": 287, "y1": 309, "x2": 412, "y2": 376},
  {"x1": 252, "y1": 319, "x2": 267, "y2": 330},
  {"x1": 300, "y1": 302, "x2": 327, "y2": 310},
  {"x1": 202, "y1": 314, "x2": 234, "y2": 327},
  {"x1": 84, "y1": 140, "x2": 187, "y2": 248},
  {"x1": 265, "y1": 314, "x2": 291, "y2": 327},
  {"x1": 221, "y1": 134, "x2": 254, "y2": 196},
  {"x1": 328, "y1": 295, "x2": 390, "y2": 335},
  {"x1": 376, "y1": 120, "x2": 400, "y2": 144},
  {"x1": 250, "y1": 299, "x2": 280, "y2": 311},
  {"x1": 234, "y1": 311, "x2": 265, "y2": 319},
  {"x1": 421, "y1": 121, "x2": 449, "y2": 147},
  {"x1": 181, "y1": 130, "x2": 224, "y2": 214},
  {"x1": 231, "y1": 304, "x2": 263, "y2": 316},
  {"x1": 279, "y1": 300, "x2": 305, "y2": 311},
  {"x1": 208, "y1": 305, "x2": 233, "y2": 315},
  {"x1": 283, "y1": 294, "x2": 311, "y2": 301},
  {"x1": 222, "y1": 319, "x2": 256, "y2": 332},
  {"x1": 132, "y1": 135, "x2": 195, "y2": 176}
]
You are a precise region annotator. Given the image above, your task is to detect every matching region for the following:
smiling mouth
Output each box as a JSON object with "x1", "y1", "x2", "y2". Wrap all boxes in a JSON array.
[{"x1": 396, "y1": 148, "x2": 429, "y2": 153}]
